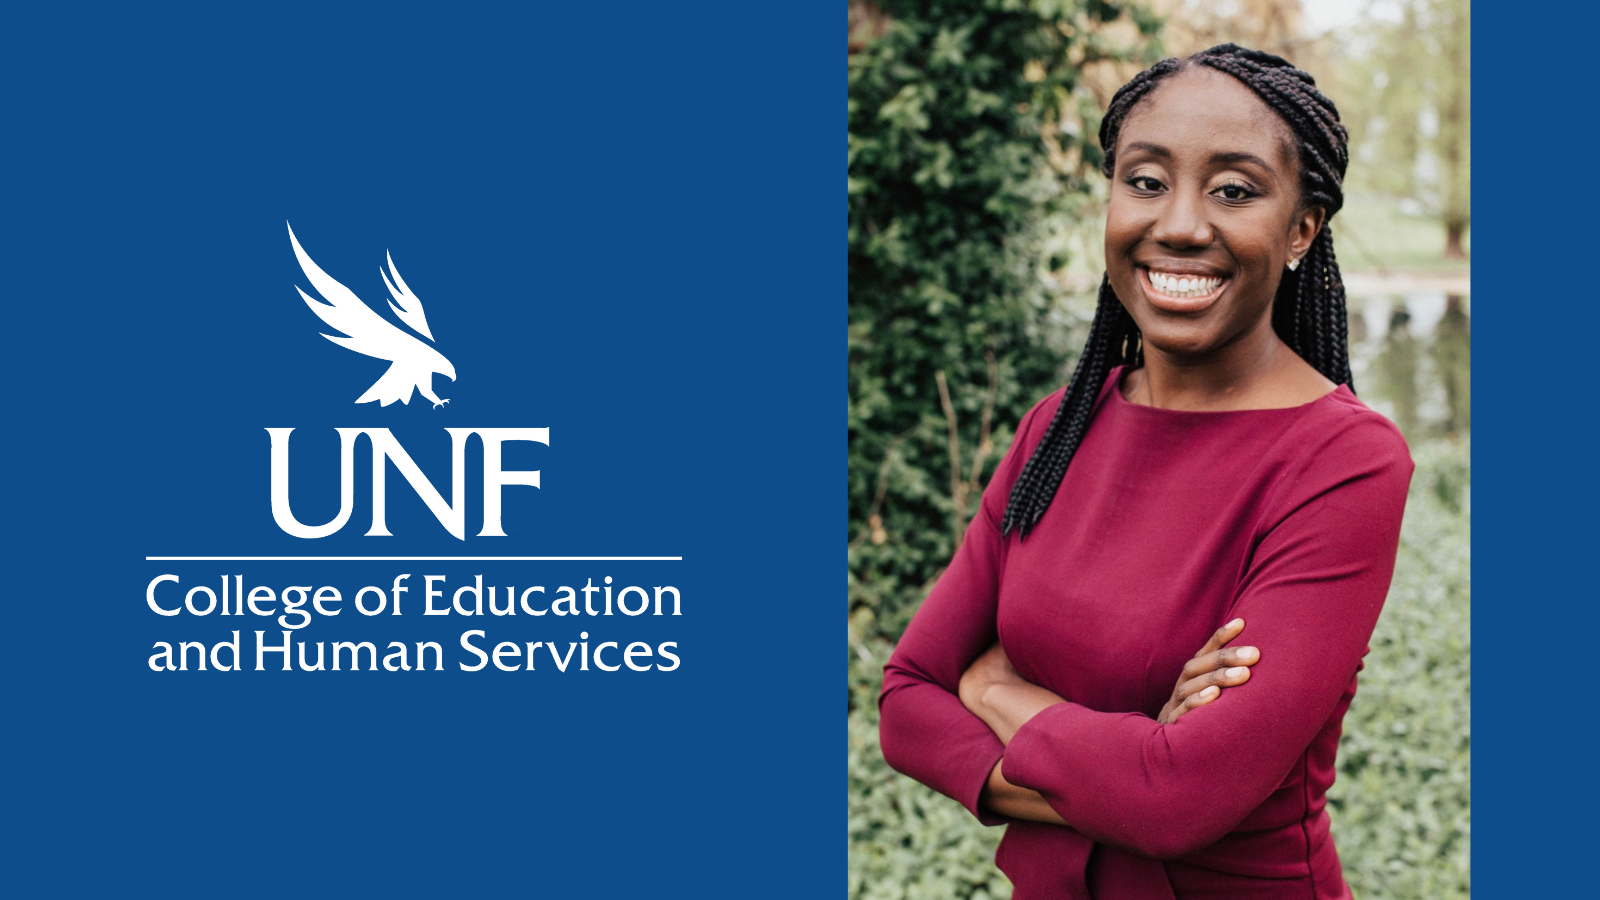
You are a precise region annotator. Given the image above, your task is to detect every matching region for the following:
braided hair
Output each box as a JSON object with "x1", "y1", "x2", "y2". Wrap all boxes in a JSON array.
[{"x1": 1001, "y1": 43, "x2": 1352, "y2": 538}]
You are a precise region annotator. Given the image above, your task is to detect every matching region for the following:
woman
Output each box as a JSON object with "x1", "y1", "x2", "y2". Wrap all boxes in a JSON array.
[{"x1": 878, "y1": 45, "x2": 1412, "y2": 899}]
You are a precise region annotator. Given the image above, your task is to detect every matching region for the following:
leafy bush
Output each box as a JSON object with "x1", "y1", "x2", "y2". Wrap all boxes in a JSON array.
[
  {"x1": 848, "y1": 0, "x2": 1158, "y2": 658},
  {"x1": 1329, "y1": 437, "x2": 1471, "y2": 899},
  {"x1": 849, "y1": 707, "x2": 1010, "y2": 900}
]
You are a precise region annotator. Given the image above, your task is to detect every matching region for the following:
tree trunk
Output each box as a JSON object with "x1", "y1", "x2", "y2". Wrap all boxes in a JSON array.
[
  {"x1": 1433, "y1": 294, "x2": 1470, "y2": 436},
  {"x1": 1444, "y1": 223, "x2": 1466, "y2": 260}
]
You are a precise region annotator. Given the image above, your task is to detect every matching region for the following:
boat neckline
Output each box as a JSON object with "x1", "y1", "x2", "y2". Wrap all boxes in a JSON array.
[{"x1": 1107, "y1": 365, "x2": 1348, "y2": 415}]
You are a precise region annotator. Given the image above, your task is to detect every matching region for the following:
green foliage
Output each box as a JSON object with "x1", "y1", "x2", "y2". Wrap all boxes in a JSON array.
[
  {"x1": 849, "y1": 438, "x2": 1471, "y2": 899},
  {"x1": 848, "y1": 0, "x2": 1155, "y2": 674},
  {"x1": 849, "y1": 708, "x2": 1011, "y2": 900},
  {"x1": 1329, "y1": 437, "x2": 1471, "y2": 900}
]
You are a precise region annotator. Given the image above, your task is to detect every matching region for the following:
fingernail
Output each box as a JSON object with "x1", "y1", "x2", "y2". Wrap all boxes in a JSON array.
[
  {"x1": 1239, "y1": 647, "x2": 1259, "y2": 661},
  {"x1": 1227, "y1": 666, "x2": 1249, "y2": 678},
  {"x1": 1202, "y1": 686, "x2": 1219, "y2": 698},
  {"x1": 1227, "y1": 618, "x2": 1244, "y2": 629}
]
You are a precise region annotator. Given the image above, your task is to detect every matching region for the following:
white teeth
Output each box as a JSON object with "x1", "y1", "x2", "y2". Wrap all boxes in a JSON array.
[{"x1": 1146, "y1": 269, "x2": 1222, "y2": 298}]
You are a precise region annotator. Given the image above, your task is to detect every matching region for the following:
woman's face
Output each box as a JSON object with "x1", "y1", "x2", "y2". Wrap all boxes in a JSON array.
[{"x1": 1105, "y1": 66, "x2": 1325, "y2": 360}]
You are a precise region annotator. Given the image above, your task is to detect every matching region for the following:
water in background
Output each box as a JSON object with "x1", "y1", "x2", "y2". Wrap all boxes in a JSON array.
[{"x1": 1348, "y1": 291, "x2": 1470, "y2": 442}]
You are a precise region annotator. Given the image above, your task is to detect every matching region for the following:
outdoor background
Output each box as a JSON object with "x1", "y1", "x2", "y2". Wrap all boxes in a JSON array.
[{"x1": 847, "y1": 1, "x2": 1469, "y2": 897}]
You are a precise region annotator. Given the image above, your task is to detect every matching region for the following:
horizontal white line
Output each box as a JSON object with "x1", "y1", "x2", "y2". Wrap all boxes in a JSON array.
[{"x1": 145, "y1": 556, "x2": 683, "y2": 562}]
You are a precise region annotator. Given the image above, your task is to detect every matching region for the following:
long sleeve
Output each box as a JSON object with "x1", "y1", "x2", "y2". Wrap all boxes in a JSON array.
[
  {"x1": 999, "y1": 414, "x2": 1413, "y2": 859},
  {"x1": 878, "y1": 396, "x2": 1057, "y2": 823}
]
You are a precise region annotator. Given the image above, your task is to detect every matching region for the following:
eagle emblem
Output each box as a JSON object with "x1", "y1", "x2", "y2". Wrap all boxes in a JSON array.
[{"x1": 287, "y1": 222, "x2": 456, "y2": 407}]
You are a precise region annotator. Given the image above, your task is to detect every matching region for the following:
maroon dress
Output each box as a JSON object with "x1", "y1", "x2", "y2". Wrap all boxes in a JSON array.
[{"x1": 879, "y1": 367, "x2": 1412, "y2": 899}]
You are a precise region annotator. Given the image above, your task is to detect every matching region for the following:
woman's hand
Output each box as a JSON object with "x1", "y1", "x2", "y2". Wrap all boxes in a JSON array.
[
  {"x1": 964, "y1": 623, "x2": 1256, "y2": 825},
  {"x1": 1156, "y1": 618, "x2": 1260, "y2": 725}
]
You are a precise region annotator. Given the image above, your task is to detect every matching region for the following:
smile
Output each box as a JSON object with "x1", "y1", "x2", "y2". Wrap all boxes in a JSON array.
[{"x1": 1138, "y1": 267, "x2": 1229, "y2": 313}]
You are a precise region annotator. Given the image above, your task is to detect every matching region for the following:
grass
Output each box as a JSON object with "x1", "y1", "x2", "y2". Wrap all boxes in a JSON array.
[{"x1": 1333, "y1": 193, "x2": 1470, "y2": 273}]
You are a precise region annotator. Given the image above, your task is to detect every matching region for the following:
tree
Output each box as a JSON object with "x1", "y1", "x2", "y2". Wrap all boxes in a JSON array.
[
  {"x1": 848, "y1": 0, "x2": 1158, "y2": 661},
  {"x1": 1149, "y1": 0, "x2": 1317, "y2": 65},
  {"x1": 1342, "y1": 0, "x2": 1470, "y2": 258}
]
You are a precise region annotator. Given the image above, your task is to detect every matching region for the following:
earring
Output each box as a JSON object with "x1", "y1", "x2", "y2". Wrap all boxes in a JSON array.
[{"x1": 1286, "y1": 257, "x2": 1300, "y2": 271}]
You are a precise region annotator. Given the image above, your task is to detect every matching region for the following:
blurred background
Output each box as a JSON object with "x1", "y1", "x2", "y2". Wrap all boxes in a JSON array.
[{"x1": 847, "y1": 1, "x2": 1469, "y2": 898}]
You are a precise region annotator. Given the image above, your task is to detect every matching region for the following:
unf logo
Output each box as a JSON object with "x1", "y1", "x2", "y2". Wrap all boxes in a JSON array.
[
  {"x1": 268, "y1": 427, "x2": 548, "y2": 540},
  {"x1": 273, "y1": 226, "x2": 546, "y2": 540}
]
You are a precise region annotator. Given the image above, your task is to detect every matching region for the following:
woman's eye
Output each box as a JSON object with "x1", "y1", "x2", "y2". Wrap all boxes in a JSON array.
[
  {"x1": 1128, "y1": 176, "x2": 1164, "y2": 192},
  {"x1": 1214, "y1": 183, "x2": 1256, "y2": 201}
]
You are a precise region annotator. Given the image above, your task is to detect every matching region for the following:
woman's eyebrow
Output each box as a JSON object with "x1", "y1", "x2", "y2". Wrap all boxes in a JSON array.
[
  {"x1": 1121, "y1": 141, "x2": 1170, "y2": 158},
  {"x1": 1123, "y1": 143, "x2": 1276, "y2": 173},
  {"x1": 1209, "y1": 150, "x2": 1275, "y2": 170}
]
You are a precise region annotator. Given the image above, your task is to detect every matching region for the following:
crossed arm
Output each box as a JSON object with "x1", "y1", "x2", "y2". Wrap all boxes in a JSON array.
[
  {"x1": 878, "y1": 407, "x2": 1410, "y2": 857},
  {"x1": 958, "y1": 620, "x2": 1261, "y2": 825}
]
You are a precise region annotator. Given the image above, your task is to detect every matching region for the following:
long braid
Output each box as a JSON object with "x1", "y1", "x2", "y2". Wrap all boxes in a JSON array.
[
  {"x1": 1002, "y1": 277, "x2": 1136, "y2": 535},
  {"x1": 1003, "y1": 43, "x2": 1353, "y2": 538}
]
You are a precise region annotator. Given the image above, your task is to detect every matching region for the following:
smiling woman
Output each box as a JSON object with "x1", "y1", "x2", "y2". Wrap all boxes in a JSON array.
[
  {"x1": 1106, "y1": 64, "x2": 1334, "y2": 410},
  {"x1": 878, "y1": 45, "x2": 1411, "y2": 900}
]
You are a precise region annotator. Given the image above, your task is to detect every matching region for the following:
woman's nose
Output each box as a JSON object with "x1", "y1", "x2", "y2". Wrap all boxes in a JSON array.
[{"x1": 1151, "y1": 192, "x2": 1213, "y2": 248}]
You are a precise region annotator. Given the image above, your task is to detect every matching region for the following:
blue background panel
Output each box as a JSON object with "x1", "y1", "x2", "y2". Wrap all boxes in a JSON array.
[
  {"x1": 1455, "y1": 1, "x2": 1596, "y2": 894},
  {"x1": 3, "y1": 3, "x2": 837, "y2": 896}
]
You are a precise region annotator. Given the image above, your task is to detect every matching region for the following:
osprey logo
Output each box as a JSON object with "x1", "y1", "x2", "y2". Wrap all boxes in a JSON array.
[{"x1": 287, "y1": 222, "x2": 456, "y2": 408}]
